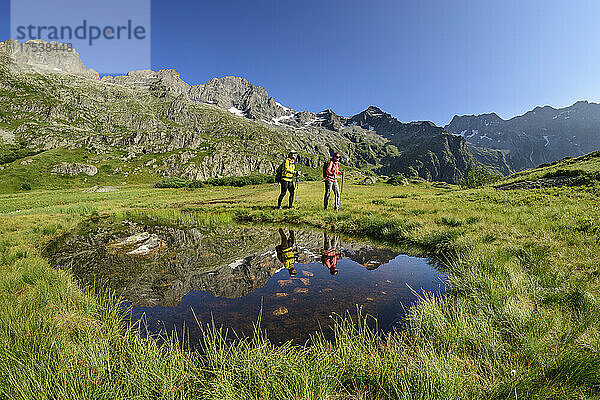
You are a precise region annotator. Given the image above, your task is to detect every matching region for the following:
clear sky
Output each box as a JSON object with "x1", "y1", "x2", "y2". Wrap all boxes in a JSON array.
[{"x1": 1, "y1": 0, "x2": 599, "y2": 125}]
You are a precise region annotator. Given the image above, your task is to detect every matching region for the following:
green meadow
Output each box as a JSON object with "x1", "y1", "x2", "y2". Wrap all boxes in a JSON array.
[{"x1": 1, "y1": 154, "x2": 600, "y2": 399}]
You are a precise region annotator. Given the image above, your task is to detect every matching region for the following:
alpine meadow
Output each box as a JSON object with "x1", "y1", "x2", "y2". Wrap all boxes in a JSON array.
[{"x1": 1, "y1": 3, "x2": 600, "y2": 399}]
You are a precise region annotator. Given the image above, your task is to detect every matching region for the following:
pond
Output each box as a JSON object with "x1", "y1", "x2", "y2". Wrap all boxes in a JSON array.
[{"x1": 46, "y1": 217, "x2": 447, "y2": 345}]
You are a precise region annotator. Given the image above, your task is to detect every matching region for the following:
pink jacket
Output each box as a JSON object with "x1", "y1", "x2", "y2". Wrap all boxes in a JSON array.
[{"x1": 325, "y1": 161, "x2": 342, "y2": 182}]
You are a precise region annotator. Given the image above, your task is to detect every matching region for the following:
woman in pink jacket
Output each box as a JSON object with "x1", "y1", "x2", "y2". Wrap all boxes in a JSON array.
[{"x1": 323, "y1": 152, "x2": 344, "y2": 211}]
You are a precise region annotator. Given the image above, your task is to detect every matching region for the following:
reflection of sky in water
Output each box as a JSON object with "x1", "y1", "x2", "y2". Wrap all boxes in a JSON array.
[{"x1": 128, "y1": 254, "x2": 446, "y2": 345}]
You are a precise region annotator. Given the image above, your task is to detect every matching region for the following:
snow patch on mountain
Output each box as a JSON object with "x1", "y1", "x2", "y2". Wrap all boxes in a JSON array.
[
  {"x1": 228, "y1": 107, "x2": 246, "y2": 117},
  {"x1": 276, "y1": 102, "x2": 292, "y2": 112},
  {"x1": 466, "y1": 129, "x2": 478, "y2": 138},
  {"x1": 272, "y1": 115, "x2": 293, "y2": 125}
]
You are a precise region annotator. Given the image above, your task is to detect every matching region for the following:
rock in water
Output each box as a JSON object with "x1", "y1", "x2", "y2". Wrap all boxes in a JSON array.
[
  {"x1": 108, "y1": 232, "x2": 151, "y2": 249},
  {"x1": 127, "y1": 234, "x2": 163, "y2": 256},
  {"x1": 272, "y1": 306, "x2": 288, "y2": 316}
]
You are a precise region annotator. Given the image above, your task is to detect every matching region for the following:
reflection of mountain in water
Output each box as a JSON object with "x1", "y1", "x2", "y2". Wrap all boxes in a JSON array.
[
  {"x1": 47, "y1": 220, "x2": 400, "y2": 307},
  {"x1": 343, "y1": 246, "x2": 399, "y2": 270}
]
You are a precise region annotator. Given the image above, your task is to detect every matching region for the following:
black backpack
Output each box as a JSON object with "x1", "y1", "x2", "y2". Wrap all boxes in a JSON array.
[
  {"x1": 322, "y1": 161, "x2": 330, "y2": 179},
  {"x1": 275, "y1": 162, "x2": 284, "y2": 183}
]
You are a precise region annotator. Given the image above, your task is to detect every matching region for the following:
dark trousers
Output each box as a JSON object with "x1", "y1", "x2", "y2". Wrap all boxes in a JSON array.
[{"x1": 278, "y1": 180, "x2": 295, "y2": 208}]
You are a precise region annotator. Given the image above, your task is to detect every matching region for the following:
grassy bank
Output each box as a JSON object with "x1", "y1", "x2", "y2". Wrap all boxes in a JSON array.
[{"x1": 1, "y1": 175, "x2": 600, "y2": 398}]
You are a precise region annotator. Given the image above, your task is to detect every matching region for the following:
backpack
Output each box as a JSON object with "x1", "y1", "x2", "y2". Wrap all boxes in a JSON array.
[
  {"x1": 275, "y1": 162, "x2": 284, "y2": 183},
  {"x1": 322, "y1": 161, "x2": 330, "y2": 179}
]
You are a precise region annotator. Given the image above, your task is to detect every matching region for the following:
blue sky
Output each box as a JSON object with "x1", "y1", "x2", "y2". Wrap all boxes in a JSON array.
[{"x1": 2, "y1": 0, "x2": 600, "y2": 125}]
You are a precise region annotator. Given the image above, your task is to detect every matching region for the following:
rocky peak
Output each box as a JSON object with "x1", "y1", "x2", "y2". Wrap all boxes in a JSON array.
[
  {"x1": 365, "y1": 105, "x2": 385, "y2": 114},
  {"x1": 348, "y1": 106, "x2": 446, "y2": 141},
  {"x1": 447, "y1": 112, "x2": 504, "y2": 129},
  {"x1": 0, "y1": 39, "x2": 99, "y2": 79},
  {"x1": 190, "y1": 76, "x2": 295, "y2": 121},
  {"x1": 101, "y1": 71, "x2": 297, "y2": 122},
  {"x1": 101, "y1": 69, "x2": 191, "y2": 98},
  {"x1": 316, "y1": 109, "x2": 344, "y2": 131}
]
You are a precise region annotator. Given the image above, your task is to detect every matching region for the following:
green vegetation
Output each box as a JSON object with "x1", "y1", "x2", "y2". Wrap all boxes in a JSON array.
[
  {"x1": 385, "y1": 174, "x2": 408, "y2": 185},
  {"x1": 154, "y1": 173, "x2": 277, "y2": 189},
  {"x1": 0, "y1": 143, "x2": 40, "y2": 165},
  {"x1": 154, "y1": 171, "x2": 323, "y2": 189},
  {"x1": 458, "y1": 167, "x2": 501, "y2": 188},
  {"x1": 497, "y1": 150, "x2": 600, "y2": 187},
  {"x1": 1, "y1": 154, "x2": 600, "y2": 398},
  {"x1": 468, "y1": 145, "x2": 514, "y2": 176}
]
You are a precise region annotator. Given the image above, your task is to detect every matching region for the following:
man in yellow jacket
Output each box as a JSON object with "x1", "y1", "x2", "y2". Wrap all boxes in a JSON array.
[
  {"x1": 276, "y1": 228, "x2": 297, "y2": 275},
  {"x1": 278, "y1": 151, "x2": 299, "y2": 209}
]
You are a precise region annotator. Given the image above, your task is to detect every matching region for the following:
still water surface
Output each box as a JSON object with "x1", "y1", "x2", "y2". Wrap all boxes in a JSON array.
[{"x1": 47, "y1": 219, "x2": 446, "y2": 344}]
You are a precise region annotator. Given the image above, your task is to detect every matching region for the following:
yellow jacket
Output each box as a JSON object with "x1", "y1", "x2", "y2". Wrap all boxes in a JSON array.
[
  {"x1": 282, "y1": 157, "x2": 296, "y2": 182},
  {"x1": 280, "y1": 246, "x2": 296, "y2": 269}
]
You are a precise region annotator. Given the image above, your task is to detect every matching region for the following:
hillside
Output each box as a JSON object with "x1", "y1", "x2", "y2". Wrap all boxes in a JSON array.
[{"x1": 495, "y1": 150, "x2": 600, "y2": 189}]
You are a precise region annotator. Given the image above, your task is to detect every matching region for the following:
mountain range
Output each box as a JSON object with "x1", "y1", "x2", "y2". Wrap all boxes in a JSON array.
[
  {"x1": 446, "y1": 101, "x2": 600, "y2": 171},
  {"x1": 0, "y1": 39, "x2": 599, "y2": 191}
]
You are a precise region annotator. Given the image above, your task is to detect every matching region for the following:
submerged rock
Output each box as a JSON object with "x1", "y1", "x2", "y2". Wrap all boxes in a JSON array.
[
  {"x1": 272, "y1": 306, "x2": 288, "y2": 316},
  {"x1": 127, "y1": 234, "x2": 163, "y2": 255},
  {"x1": 110, "y1": 232, "x2": 151, "y2": 248}
]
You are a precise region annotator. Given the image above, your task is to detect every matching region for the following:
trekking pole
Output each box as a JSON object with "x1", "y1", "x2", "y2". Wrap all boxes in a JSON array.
[
  {"x1": 338, "y1": 173, "x2": 344, "y2": 212},
  {"x1": 293, "y1": 175, "x2": 299, "y2": 208}
]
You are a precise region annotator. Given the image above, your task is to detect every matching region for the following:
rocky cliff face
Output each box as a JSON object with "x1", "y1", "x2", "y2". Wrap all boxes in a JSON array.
[
  {"x1": 446, "y1": 101, "x2": 600, "y2": 171},
  {"x1": 0, "y1": 39, "x2": 99, "y2": 79},
  {"x1": 0, "y1": 39, "x2": 483, "y2": 185}
]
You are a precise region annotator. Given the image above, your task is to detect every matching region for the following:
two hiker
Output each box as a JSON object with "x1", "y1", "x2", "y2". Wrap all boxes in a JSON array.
[
  {"x1": 275, "y1": 230, "x2": 343, "y2": 276},
  {"x1": 276, "y1": 151, "x2": 344, "y2": 211}
]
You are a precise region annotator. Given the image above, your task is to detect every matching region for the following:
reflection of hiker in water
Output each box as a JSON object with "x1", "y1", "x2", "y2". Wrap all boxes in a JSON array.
[
  {"x1": 276, "y1": 228, "x2": 297, "y2": 276},
  {"x1": 321, "y1": 232, "x2": 342, "y2": 275}
]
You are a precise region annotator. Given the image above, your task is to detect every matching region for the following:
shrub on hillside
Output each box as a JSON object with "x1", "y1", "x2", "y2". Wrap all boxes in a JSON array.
[
  {"x1": 459, "y1": 168, "x2": 501, "y2": 188},
  {"x1": 154, "y1": 174, "x2": 276, "y2": 189},
  {"x1": 204, "y1": 174, "x2": 275, "y2": 187},
  {"x1": 386, "y1": 175, "x2": 408, "y2": 186},
  {"x1": 0, "y1": 145, "x2": 39, "y2": 165},
  {"x1": 153, "y1": 177, "x2": 192, "y2": 188}
]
